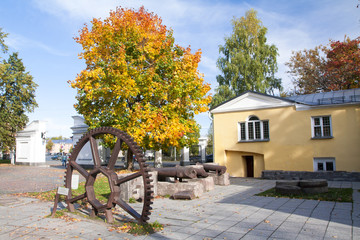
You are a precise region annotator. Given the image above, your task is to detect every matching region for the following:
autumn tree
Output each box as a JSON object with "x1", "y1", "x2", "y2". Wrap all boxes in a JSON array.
[
  {"x1": 0, "y1": 29, "x2": 38, "y2": 152},
  {"x1": 285, "y1": 46, "x2": 329, "y2": 94},
  {"x1": 212, "y1": 9, "x2": 282, "y2": 107},
  {"x1": 286, "y1": 36, "x2": 360, "y2": 94},
  {"x1": 70, "y1": 7, "x2": 211, "y2": 168},
  {"x1": 326, "y1": 37, "x2": 360, "y2": 90},
  {"x1": 46, "y1": 139, "x2": 54, "y2": 152}
]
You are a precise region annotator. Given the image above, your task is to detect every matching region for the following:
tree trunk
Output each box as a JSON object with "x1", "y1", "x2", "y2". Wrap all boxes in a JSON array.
[{"x1": 126, "y1": 149, "x2": 134, "y2": 171}]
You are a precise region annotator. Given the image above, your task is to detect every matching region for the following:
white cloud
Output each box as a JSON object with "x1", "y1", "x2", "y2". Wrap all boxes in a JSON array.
[
  {"x1": 30, "y1": 0, "x2": 360, "y2": 133},
  {"x1": 199, "y1": 55, "x2": 218, "y2": 76},
  {"x1": 33, "y1": 0, "x2": 123, "y2": 21},
  {"x1": 6, "y1": 33, "x2": 70, "y2": 57}
]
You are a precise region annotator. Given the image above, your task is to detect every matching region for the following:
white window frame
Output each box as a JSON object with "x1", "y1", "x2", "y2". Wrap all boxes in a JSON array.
[
  {"x1": 313, "y1": 158, "x2": 336, "y2": 171},
  {"x1": 311, "y1": 115, "x2": 333, "y2": 139},
  {"x1": 238, "y1": 116, "x2": 269, "y2": 142}
]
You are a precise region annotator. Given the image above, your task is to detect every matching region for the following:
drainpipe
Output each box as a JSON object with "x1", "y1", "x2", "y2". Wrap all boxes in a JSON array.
[{"x1": 208, "y1": 111, "x2": 214, "y2": 163}]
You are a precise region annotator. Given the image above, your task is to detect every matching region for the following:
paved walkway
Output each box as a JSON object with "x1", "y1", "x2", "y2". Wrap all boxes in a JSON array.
[
  {"x1": 0, "y1": 164, "x2": 66, "y2": 194},
  {"x1": 0, "y1": 165, "x2": 360, "y2": 239}
]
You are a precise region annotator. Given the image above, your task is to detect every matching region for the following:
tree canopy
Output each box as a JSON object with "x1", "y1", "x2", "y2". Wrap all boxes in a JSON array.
[
  {"x1": 46, "y1": 139, "x2": 54, "y2": 152},
  {"x1": 326, "y1": 37, "x2": 360, "y2": 90},
  {"x1": 286, "y1": 36, "x2": 360, "y2": 94},
  {"x1": 285, "y1": 46, "x2": 328, "y2": 94},
  {"x1": 0, "y1": 28, "x2": 38, "y2": 152},
  {"x1": 211, "y1": 9, "x2": 282, "y2": 108},
  {"x1": 70, "y1": 7, "x2": 211, "y2": 151}
]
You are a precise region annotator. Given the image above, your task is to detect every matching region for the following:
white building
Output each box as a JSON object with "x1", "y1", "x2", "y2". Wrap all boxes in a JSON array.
[{"x1": 15, "y1": 120, "x2": 46, "y2": 165}]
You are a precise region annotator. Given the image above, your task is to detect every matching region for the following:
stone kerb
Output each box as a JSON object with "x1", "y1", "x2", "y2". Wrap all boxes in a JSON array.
[
  {"x1": 262, "y1": 170, "x2": 360, "y2": 181},
  {"x1": 275, "y1": 179, "x2": 328, "y2": 195}
]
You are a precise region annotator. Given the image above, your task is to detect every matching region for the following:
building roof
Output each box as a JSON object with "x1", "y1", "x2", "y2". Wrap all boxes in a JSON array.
[
  {"x1": 50, "y1": 139, "x2": 73, "y2": 144},
  {"x1": 285, "y1": 88, "x2": 360, "y2": 106},
  {"x1": 210, "y1": 91, "x2": 295, "y2": 114},
  {"x1": 210, "y1": 88, "x2": 360, "y2": 114}
]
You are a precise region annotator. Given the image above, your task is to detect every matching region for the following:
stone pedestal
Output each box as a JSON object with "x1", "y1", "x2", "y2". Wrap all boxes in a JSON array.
[
  {"x1": 198, "y1": 137, "x2": 208, "y2": 162},
  {"x1": 209, "y1": 172, "x2": 230, "y2": 186},
  {"x1": 180, "y1": 147, "x2": 190, "y2": 166},
  {"x1": 118, "y1": 171, "x2": 158, "y2": 201},
  {"x1": 71, "y1": 116, "x2": 92, "y2": 165},
  {"x1": 154, "y1": 150, "x2": 162, "y2": 168},
  {"x1": 157, "y1": 180, "x2": 205, "y2": 197}
]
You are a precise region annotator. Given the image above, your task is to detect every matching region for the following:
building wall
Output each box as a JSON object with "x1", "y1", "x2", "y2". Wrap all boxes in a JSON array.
[
  {"x1": 16, "y1": 120, "x2": 46, "y2": 165},
  {"x1": 213, "y1": 104, "x2": 360, "y2": 177},
  {"x1": 50, "y1": 142, "x2": 73, "y2": 154}
]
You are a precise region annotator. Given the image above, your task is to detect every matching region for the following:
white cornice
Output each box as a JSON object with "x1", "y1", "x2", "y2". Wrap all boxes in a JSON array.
[{"x1": 210, "y1": 92, "x2": 294, "y2": 114}]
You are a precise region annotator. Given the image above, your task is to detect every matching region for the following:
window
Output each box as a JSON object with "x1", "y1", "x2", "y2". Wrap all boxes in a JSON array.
[
  {"x1": 313, "y1": 158, "x2": 335, "y2": 171},
  {"x1": 238, "y1": 116, "x2": 269, "y2": 142},
  {"x1": 311, "y1": 116, "x2": 332, "y2": 139}
]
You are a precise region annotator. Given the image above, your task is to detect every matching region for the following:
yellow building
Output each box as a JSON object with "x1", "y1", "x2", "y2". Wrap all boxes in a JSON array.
[{"x1": 210, "y1": 89, "x2": 360, "y2": 177}]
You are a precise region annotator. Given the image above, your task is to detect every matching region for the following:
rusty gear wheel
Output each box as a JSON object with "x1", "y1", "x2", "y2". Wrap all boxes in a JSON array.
[{"x1": 64, "y1": 127, "x2": 153, "y2": 223}]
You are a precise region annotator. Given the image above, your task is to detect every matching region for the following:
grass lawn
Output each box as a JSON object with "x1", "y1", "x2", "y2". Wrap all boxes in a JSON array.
[
  {"x1": 256, "y1": 187, "x2": 353, "y2": 202},
  {"x1": 0, "y1": 159, "x2": 11, "y2": 164}
]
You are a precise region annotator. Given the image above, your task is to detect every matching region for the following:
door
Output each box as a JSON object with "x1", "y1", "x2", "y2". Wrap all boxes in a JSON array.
[{"x1": 245, "y1": 156, "x2": 254, "y2": 177}]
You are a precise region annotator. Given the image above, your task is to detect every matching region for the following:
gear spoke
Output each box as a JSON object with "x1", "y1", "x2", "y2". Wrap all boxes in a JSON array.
[
  {"x1": 67, "y1": 193, "x2": 87, "y2": 203},
  {"x1": 115, "y1": 171, "x2": 142, "y2": 185},
  {"x1": 115, "y1": 199, "x2": 141, "y2": 220},
  {"x1": 89, "y1": 136, "x2": 101, "y2": 167},
  {"x1": 107, "y1": 138, "x2": 122, "y2": 170},
  {"x1": 69, "y1": 161, "x2": 89, "y2": 179}
]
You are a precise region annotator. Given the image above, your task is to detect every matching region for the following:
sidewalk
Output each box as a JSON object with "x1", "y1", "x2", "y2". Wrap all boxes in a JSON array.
[{"x1": 0, "y1": 165, "x2": 360, "y2": 239}]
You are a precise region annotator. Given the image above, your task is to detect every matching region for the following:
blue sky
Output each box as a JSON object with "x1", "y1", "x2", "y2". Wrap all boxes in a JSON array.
[{"x1": 0, "y1": 0, "x2": 358, "y2": 138}]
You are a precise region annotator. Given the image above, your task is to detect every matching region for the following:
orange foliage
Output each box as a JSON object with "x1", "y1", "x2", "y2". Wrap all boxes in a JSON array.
[{"x1": 70, "y1": 6, "x2": 211, "y2": 149}]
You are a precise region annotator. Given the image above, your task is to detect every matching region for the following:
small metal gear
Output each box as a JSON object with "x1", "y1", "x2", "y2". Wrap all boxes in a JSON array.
[{"x1": 64, "y1": 127, "x2": 153, "y2": 223}]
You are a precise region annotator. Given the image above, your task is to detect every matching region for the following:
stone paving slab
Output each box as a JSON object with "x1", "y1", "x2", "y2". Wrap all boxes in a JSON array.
[{"x1": 1, "y1": 165, "x2": 360, "y2": 239}]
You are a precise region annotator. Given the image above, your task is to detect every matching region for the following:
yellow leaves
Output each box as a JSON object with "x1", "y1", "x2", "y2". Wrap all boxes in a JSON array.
[{"x1": 71, "y1": 6, "x2": 212, "y2": 150}]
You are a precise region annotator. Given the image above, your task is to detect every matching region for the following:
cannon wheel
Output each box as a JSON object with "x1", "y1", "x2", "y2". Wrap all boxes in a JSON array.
[{"x1": 64, "y1": 127, "x2": 153, "y2": 223}]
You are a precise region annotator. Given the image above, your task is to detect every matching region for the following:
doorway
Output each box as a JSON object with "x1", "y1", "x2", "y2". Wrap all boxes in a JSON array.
[{"x1": 244, "y1": 156, "x2": 254, "y2": 177}]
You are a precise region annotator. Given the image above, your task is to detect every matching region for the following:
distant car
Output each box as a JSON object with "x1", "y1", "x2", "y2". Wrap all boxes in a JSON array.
[
  {"x1": 189, "y1": 155, "x2": 202, "y2": 163},
  {"x1": 51, "y1": 154, "x2": 62, "y2": 160},
  {"x1": 205, "y1": 154, "x2": 213, "y2": 162}
]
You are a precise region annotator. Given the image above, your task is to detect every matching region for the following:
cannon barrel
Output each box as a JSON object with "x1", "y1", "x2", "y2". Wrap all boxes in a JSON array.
[
  {"x1": 186, "y1": 165, "x2": 209, "y2": 178},
  {"x1": 203, "y1": 163, "x2": 227, "y2": 175},
  {"x1": 152, "y1": 166, "x2": 197, "y2": 179}
]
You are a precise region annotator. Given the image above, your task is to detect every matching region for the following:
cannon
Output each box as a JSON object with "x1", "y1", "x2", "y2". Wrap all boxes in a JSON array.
[
  {"x1": 152, "y1": 166, "x2": 197, "y2": 182},
  {"x1": 153, "y1": 164, "x2": 210, "y2": 182},
  {"x1": 60, "y1": 127, "x2": 153, "y2": 224},
  {"x1": 202, "y1": 163, "x2": 227, "y2": 175},
  {"x1": 185, "y1": 164, "x2": 209, "y2": 178}
]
